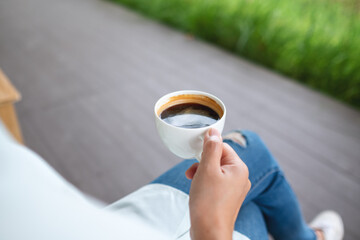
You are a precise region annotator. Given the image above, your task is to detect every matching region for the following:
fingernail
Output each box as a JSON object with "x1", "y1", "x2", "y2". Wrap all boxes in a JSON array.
[{"x1": 208, "y1": 128, "x2": 220, "y2": 141}]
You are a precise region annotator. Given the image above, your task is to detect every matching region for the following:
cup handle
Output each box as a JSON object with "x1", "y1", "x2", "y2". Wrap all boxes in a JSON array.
[{"x1": 195, "y1": 134, "x2": 205, "y2": 162}]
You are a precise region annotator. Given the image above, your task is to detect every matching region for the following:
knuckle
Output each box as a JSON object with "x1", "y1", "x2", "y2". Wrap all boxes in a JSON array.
[
  {"x1": 236, "y1": 161, "x2": 249, "y2": 178},
  {"x1": 247, "y1": 179, "x2": 252, "y2": 190},
  {"x1": 243, "y1": 164, "x2": 249, "y2": 178},
  {"x1": 234, "y1": 164, "x2": 250, "y2": 186}
]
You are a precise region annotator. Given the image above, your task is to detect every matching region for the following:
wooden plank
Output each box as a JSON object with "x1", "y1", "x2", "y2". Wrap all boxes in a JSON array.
[
  {"x1": 0, "y1": 69, "x2": 23, "y2": 143},
  {"x1": 0, "y1": 68, "x2": 21, "y2": 104}
]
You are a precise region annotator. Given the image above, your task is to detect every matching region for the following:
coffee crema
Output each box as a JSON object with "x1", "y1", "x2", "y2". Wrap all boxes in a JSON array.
[{"x1": 158, "y1": 94, "x2": 223, "y2": 129}]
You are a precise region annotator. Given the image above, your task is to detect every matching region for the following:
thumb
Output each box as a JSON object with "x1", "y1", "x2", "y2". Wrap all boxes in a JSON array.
[{"x1": 199, "y1": 128, "x2": 223, "y2": 170}]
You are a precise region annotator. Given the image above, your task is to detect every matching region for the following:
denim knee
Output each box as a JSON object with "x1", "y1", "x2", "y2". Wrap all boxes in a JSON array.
[
  {"x1": 239, "y1": 130, "x2": 263, "y2": 147},
  {"x1": 232, "y1": 130, "x2": 280, "y2": 172}
]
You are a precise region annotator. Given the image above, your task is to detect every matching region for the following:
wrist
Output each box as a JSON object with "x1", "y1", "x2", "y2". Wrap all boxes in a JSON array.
[{"x1": 190, "y1": 216, "x2": 233, "y2": 240}]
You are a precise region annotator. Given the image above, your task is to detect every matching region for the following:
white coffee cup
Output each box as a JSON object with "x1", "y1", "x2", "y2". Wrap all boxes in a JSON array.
[{"x1": 154, "y1": 90, "x2": 226, "y2": 161}]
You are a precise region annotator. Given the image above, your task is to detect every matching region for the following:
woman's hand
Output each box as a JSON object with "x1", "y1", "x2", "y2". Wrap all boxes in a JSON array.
[{"x1": 186, "y1": 128, "x2": 251, "y2": 240}]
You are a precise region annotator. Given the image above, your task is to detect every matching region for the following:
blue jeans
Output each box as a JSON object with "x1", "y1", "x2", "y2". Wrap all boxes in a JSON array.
[{"x1": 151, "y1": 130, "x2": 316, "y2": 240}]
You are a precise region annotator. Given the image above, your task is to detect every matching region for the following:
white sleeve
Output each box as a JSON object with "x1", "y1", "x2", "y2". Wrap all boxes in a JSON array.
[{"x1": 0, "y1": 128, "x2": 168, "y2": 240}]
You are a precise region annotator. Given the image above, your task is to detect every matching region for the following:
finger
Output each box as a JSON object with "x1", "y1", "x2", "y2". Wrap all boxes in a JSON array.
[
  {"x1": 221, "y1": 143, "x2": 250, "y2": 179},
  {"x1": 200, "y1": 128, "x2": 223, "y2": 170},
  {"x1": 221, "y1": 142, "x2": 242, "y2": 166},
  {"x1": 185, "y1": 162, "x2": 199, "y2": 180}
]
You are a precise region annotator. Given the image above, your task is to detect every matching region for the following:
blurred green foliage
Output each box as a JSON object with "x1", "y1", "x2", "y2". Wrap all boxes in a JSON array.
[{"x1": 112, "y1": 0, "x2": 360, "y2": 108}]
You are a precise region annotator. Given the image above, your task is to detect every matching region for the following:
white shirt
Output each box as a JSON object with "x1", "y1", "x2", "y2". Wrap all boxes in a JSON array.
[{"x1": 0, "y1": 122, "x2": 248, "y2": 240}]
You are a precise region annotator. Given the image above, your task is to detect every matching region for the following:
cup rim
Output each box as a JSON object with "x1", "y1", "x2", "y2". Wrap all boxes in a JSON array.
[{"x1": 154, "y1": 90, "x2": 226, "y2": 131}]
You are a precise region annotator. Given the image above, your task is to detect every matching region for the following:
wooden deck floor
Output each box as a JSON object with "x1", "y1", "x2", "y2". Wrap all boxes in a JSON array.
[{"x1": 1, "y1": 0, "x2": 359, "y2": 239}]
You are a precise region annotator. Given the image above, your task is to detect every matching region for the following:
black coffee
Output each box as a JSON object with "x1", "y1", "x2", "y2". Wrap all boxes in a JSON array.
[{"x1": 160, "y1": 103, "x2": 220, "y2": 129}]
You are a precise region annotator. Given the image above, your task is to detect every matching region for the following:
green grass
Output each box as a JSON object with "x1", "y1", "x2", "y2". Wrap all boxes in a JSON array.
[{"x1": 111, "y1": 0, "x2": 360, "y2": 108}]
